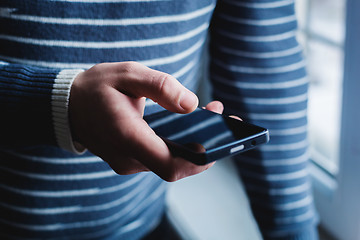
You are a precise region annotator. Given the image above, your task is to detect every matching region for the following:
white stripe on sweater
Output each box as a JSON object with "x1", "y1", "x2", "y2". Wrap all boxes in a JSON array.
[
  {"x1": 0, "y1": 54, "x2": 93, "y2": 68},
  {"x1": 218, "y1": 45, "x2": 302, "y2": 59},
  {"x1": 0, "y1": 166, "x2": 117, "y2": 180},
  {"x1": 241, "y1": 168, "x2": 308, "y2": 181},
  {"x1": 213, "y1": 58, "x2": 306, "y2": 74},
  {"x1": 172, "y1": 58, "x2": 198, "y2": 79},
  {"x1": 1, "y1": 150, "x2": 103, "y2": 164},
  {"x1": 270, "y1": 125, "x2": 307, "y2": 136},
  {"x1": 219, "y1": 14, "x2": 296, "y2": 26},
  {"x1": 0, "y1": 4, "x2": 214, "y2": 25},
  {"x1": 216, "y1": 29, "x2": 296, "y2": 42},
  {"x1": 115, "y1": 219, "x2": 144, "y2": 236},
  {"x1": 0, "y1": 37, "x2": 204, "y2": 69},
  {"x1": 0, "y1": 182, "x2": 166, "y2": 231},
  {"x1": 0, "y1": 175, "x2": 154, "y2": 215},
  {"x1": 260, "y1": 139, "x2": 308, "y2": 152},
  {"x1": 0, "y1": 23, "x2": 208, "y2": 48},
  {"x1": 0, "y1": 172, "x2": 147, "y2": 197},
  {"x1": 274, "y1": 209, "x2": 315, "y2": 225},
  {"x1": 223, "y1": 0, "x2": 294, "y2": 9},
  {"x1": 252, "y1": 195, "x2": 313, "y2": 211},
  {"x1": 139, "y1": 37, "x2": 205, "y2": 66},
  {"x1": 214, "y1": 89, "x2": 308, "y2": 105},
  {"x1": 273, "y1": 196, "x2": 313, "y2": 211},
  {"x1": 238, "y1": 151, "x2": 309, "y2": 167},
  {"x1": 212, "y1": 75, "x2": 309, "y2": 89},
  {"x1": 245, "y1": 182, "x2": 310, "y2": 196},
  {"x1": 240, "y1": 109, "x2": 307, "y2": 121}
]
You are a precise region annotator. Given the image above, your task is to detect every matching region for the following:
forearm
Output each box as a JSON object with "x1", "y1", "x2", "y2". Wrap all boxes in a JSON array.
[
  {"x1": 209, "y1": 0, "x2": 318, "y2": 238},
  {"x1": 0, "y1": 62, "x2": 83, "y2": 152}
]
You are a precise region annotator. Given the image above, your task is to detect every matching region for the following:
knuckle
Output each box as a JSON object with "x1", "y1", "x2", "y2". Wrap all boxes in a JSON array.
[
  {"x1": 120, "y1": 61, "x2": 137, "y2": 74},
  {"x1": 88, "y1": 63, "x2": 104, "y2": 75},
  {"x1": 152, "y1": 73, "x2": 171, "y2": 94}
]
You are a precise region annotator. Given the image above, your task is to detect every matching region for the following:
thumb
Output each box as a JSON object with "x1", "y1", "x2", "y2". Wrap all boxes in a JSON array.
[{"x1": 117, "y1": 62, "x2": 199, "y2": 113}]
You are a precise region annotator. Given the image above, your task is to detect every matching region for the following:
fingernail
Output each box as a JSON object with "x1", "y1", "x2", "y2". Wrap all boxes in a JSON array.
[{"x1": 180, "y1": 91, "x2": 198, "y2": 111}]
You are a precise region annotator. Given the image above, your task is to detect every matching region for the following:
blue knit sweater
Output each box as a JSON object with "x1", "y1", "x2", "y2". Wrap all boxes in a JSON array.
[{"x1": 0, "y1": 0, "x2": 317, "y2": 239}]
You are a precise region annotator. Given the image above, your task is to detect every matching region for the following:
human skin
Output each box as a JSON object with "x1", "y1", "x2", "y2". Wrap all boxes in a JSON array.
[{"x1": 69, "y1": 61, "x2": 223, "y2": 182}]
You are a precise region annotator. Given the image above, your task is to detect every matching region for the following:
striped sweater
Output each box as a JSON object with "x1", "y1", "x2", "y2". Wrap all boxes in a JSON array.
[{"x1": 0, "y1": 0, "x2": 317, "y2": 239}]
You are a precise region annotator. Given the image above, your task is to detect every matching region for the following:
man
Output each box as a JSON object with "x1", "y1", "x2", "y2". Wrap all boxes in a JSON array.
[{"x1": 0, "y1": 0, "x2": 317, "y2": 239}]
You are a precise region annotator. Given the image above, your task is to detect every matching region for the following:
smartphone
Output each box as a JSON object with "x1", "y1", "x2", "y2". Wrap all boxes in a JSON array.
[{"x1": 144, "y1": 108, "x2": 269, "y2": 165}]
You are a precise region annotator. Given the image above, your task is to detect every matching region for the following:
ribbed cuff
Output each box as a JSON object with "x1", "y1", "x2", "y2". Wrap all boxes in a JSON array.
[{"x1": 51, "y1": 69, "x2": 86, "y2": 154}]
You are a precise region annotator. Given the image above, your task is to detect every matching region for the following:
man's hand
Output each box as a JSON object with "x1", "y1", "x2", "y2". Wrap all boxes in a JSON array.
[{"x1": 69, "y1": 62, "x2": 223, "y2": 182}]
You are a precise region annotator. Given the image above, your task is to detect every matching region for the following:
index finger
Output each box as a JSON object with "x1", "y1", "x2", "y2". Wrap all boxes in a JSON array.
[{"x1": 116, "y1": 62, "x2": 199, "y2": 114}]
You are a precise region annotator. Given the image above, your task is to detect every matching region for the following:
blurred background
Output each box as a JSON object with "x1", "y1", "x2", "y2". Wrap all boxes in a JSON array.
[
  {"x1": 297, "y1": 0, "x2": 360, "y2": 239},
  {"x1": 165, "y1": 0, "x2": 360, "y2": 239}
]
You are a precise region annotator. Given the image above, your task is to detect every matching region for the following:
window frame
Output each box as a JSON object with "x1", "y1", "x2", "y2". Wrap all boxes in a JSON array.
[{"x1": 309, "y1": 0, "x2": 360, "y2": 239}]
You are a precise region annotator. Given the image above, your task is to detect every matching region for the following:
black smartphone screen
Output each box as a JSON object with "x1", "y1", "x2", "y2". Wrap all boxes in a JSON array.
[{"x1": 144, "y1": 108, "x2": 269, "y2": 164}]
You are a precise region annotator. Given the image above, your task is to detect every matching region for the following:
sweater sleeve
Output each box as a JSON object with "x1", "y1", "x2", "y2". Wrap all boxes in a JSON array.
[
  {"x1": 209, "y1": 0, "x2": 318, "y2": 239},
  {"x1": 0, "y1": 62, "x2": 84, "y2": 153}
]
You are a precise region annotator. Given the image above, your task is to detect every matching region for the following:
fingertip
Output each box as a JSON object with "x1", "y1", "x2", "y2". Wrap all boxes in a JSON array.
[
  {"x1": 179, "y1": 91, "x2": 199, "y2": 113},
  {"x1": 205, "y1": 101, "x2": 224, "y2": 114},
  {"x1": 229, "y1": 115, "x2": 242, "y2": 121}
]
